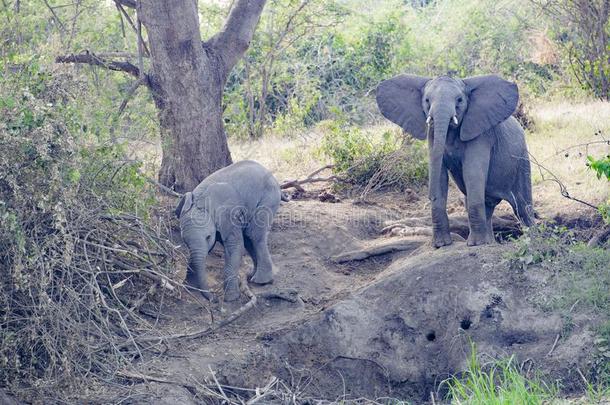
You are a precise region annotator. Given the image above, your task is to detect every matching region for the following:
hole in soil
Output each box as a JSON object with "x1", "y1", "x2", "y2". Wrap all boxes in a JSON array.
[
  {"x1": 425, "y1": 331, "x2": 436, "y2": 341},
  {"x1": 460, "y1": 317, "x2": 471, "y2": 330}
]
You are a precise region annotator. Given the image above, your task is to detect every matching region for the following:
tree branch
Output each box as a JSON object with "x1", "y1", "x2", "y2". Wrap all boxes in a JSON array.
[
  {"x1": 208, "y1": 0, "x2": 268, "y2": 73},
  {"x1": 114, "y1": 0, "x2": 136, "y2": 8},
  {"x1": 280, "y1": 165, "x2": 339, "y2": 191},
  {"x1": 331, "y1": 239, "x2": 425, "y2": 263},
  {"x1": 56, "y1": 51, "x2": 140, "y2": 78}
]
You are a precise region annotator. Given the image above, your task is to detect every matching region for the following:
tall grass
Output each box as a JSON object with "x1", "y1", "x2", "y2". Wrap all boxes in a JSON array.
[{"x1": 444, "y1": 344, "x2": 557, "y2": 405}]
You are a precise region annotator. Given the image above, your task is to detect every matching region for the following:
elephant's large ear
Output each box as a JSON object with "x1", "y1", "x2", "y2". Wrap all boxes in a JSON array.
[
  {"x1": 175, "y1": 192, "x2": 193, "y2": 218},
  {"x1": 461, "y1": 75, "x2": 519, "y2": 142},
  {"x1": 376, "y1": 75, "x2": 430, "y2": 140}
]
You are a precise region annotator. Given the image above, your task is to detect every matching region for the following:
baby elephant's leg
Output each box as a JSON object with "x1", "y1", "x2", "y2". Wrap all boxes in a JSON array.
[
  {"x1": 246, "y1": 207, "x2": 275, "y2": 285},
  {"x1": 222, "y1": 232, "x2": 244, "y2": 302},
  {"x1": 249, "y1": 233, "x2": 273, "y2": 284},
  {"x1": 244, "y1": 235, "x2": 258, "y2": 276}
]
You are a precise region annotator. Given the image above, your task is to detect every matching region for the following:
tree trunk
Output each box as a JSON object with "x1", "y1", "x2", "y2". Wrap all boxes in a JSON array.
[{"x1": 138, "y1": 0, "x2": 266, "y2": 192}]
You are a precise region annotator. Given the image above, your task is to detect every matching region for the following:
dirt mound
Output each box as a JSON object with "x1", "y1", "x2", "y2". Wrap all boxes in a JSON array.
[{"x1": 265, "y1": 245, "x2": 594, "y2": 401}]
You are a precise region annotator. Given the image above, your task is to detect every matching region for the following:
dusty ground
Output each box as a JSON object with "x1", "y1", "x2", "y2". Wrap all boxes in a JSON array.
[{"x1": 106, "y1": 183, "x2": 608, "y2": 404}]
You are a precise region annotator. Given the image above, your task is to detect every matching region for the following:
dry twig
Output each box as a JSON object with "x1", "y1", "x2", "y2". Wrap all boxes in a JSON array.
[{"x1": 280, "y1": 164, "x2": 339, "y2": 192}]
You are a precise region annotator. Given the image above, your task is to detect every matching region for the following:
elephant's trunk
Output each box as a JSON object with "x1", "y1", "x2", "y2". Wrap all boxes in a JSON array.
[
  {"x1": 187, "y1": 248, "x2": 212, "y2": 300},
  {"x1": 428, "y1": 109, "x2": 451, "y2": 204}
]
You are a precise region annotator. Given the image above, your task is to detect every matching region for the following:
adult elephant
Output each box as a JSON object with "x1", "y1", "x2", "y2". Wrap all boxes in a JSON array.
[{"x1": 376, "y1": 75, "x2": 533, "y2": 247}]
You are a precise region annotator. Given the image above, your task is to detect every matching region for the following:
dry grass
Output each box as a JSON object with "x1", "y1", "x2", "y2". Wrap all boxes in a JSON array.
[
  {"x1": 230, "y1": 131, "x2": 328, "y2": 183},
  {"x1": 527, "y1": 100, "x2": 610, "y2": 216}
]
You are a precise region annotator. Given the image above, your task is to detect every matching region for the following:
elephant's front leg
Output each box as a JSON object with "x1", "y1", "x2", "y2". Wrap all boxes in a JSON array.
[
  {"x1": 463, "y1": 145, "x2": 493, "y2": 246},
  {"x1": 430, "y1": 162, "x2": 452, "y2": 247},
  {"x1": 222, "y1": 231, "x2": 244, "y2": 302}
]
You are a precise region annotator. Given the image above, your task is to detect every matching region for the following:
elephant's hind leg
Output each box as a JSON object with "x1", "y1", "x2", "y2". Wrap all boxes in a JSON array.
[
  {"x1": 247, "y1": 190, "x2": 279, "y2": 284},
  {"x1": 510, "y1": 160, "x2": 535, "y2": 227},
  {"x1": 247, "y1": 232, "x2": 274, "y2": 285},
  {"x1": 245, "y1": 214, "x2": 274, "y2": 285},
  {"x1": 508, "y1": 191, "x2": 534, "y2": 227},
  {"x1": 244, "y1": 235, "x2": 258, "y2": 277}
]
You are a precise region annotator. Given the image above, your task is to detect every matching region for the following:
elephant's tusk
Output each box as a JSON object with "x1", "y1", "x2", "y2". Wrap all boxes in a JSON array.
[
  {"x1": 426, "y1": 116, "x2": 432, "y2": 125},
  {"x1": 452, "y1": 115, "x2": 459, "y2": 125}
]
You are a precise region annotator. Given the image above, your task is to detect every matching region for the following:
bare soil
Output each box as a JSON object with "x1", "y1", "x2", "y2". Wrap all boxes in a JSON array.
[{"x1": 123, "y1": 188, "x2": 605, "y2": 404}]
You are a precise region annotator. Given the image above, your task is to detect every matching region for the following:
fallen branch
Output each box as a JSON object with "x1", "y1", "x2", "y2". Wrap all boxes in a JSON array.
[
  {"x1": 134, "y1": 274, "x2": 257, "y2": 344},
  {"x1": 259, "y1": 288, "x2": 300, "y2": 303},
  {"x1": 330, "y1": 239, "x2": 424, "y2": 263},
  {"x1": 142, "y1": 174, "x2": 182, "y2": 198},
  {"x1": 280, "y1": 164, "x2": 339, "y2": 191},
  {"x1": 381, "y1": 217, "x2": 430, "y2": 233},
  {"x1": 382, "y1": 215, "x2": 521, "y2": 239},
  {"x1": 245, "y1": 376, "x2": 279, "y2": 405},
  {"x1": 116, "y1": 368, "x2": 279, "y2": 404},
  {"x1": 447, "y1": 215, "x2": 521, "y2": 238},
  {"x1": 116, "y1": 369, "x2": 199, "y2": 393},
  {"x1": 138, "y1": 306, "x2": 171, "y2": 320}
]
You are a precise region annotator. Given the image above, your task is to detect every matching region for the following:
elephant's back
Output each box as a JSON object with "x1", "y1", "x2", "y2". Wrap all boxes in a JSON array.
[
  {"x1": 198, "y1": 160, "x2": 274, "y2": 187},
  {"x1": 195, "y1": 160, "x2": 280, "y2": 210}
]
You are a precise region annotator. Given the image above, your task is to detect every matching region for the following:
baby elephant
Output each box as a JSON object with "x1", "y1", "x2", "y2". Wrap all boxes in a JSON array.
[{"x1": 175, "y1": 160, "x2": 281, "y2": 302}]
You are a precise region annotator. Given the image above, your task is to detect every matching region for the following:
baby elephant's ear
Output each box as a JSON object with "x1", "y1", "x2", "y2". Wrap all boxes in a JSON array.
[
  {"x1": 376, "y1": 75, "x2": 430, "y2": 140},
  {"x1": 175, "y1": 192, "x2": 193, "y2": 218}
]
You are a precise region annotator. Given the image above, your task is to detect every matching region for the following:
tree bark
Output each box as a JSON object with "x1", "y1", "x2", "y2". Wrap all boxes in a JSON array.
[{"x1": 138, "y1": 0, "x2": 266, "y2": 192}]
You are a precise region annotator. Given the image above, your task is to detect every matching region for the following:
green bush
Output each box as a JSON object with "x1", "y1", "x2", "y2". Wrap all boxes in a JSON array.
[{"x1": 319, "y1": 118, "x2": 428, "y2": 193}]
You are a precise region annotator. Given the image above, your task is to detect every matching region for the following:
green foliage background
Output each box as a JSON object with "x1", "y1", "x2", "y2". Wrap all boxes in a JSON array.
[{"x1": 0, "y1": 0, "x2": 593, "y2": 143}]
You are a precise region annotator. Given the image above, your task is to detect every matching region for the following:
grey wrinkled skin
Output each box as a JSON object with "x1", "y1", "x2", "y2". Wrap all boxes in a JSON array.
[
  {"x1": 376, "y1": 75, "x2": 533, "y2": 247},
  {"x1": 175, "y1": 160, "x2": 281, "y2": 301}
]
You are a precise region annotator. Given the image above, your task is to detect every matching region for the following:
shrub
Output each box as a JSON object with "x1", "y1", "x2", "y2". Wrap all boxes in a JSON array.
[
  {"x1": 0, "y1": 68, "x2": 176, "y2": 400},
  {"x1": 507, "y1": 223, "x2": 576, "y2": 271},
  {"x1": 319, "y1": 119, "x2": 428, "y2": 196}
]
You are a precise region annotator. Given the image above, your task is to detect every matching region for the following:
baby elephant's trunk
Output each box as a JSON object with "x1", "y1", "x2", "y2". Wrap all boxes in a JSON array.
[{"x1": 187, "y1": 248, "x2": 212, "y2": 301}]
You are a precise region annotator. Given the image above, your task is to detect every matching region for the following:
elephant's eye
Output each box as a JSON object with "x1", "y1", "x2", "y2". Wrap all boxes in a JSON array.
[
  {"x1": 457, "y1": 97, "x2": 463, "y2": 103},
  {"x1": 425, "y1": 98, "x2": 430, "y2": 104}
]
